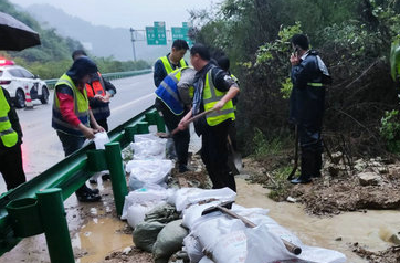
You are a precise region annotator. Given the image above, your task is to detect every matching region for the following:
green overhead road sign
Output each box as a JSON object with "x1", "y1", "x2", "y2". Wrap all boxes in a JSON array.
[
  {"x1": 171, "y1": 22, "x2": 192, "y2": 45},
  {"x1": 171, "y1": 27, "x2": 185, "y2": 41},
  {"x1": 146, "y1": 21, "x2": 167, "y2": 45},
  {"x1": 182, "y1": 22, "x2": 192, "y2": 28},
  {"x1": 146, "y1": 27, "x2": 157, "y2": 45},
  {"x1": 145, "y1": 21, "x2": 192, "y2": 45}
]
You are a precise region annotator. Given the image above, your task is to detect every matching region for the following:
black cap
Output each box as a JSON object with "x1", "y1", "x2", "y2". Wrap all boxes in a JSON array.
[{"x1": 66, "y1": 56, "x2": 97, "y2": 80}]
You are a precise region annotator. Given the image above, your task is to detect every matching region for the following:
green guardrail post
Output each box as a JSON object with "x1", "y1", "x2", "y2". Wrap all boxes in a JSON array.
[
  {"x1": 36, "y1": 188, "x2": 74, "y2": 263},
  {"x1": 145, "y1": 111, "x2": 158, "y2": 125},
  {"x1": 6, "y1": 198, "x2": 43, "y2": 238},
  {"x1": 156, "y1": 112, "x2": 166, "y2": 133},
  {"x1": 105, "y1": 143, "x2": 128, "y2": 216},
  {"x1": 86, "y1": 149, "x2": 107, "y2": 172},
  {"x1": 125, "y1": 125, "x2": 138, "y2": 142},
  {"x1": 137, "y1": 122, "x2": 149, "y2": 134}
]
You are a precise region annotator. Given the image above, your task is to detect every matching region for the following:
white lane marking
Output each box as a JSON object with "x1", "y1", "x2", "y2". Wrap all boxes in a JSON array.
[{"x1": 110, "y1": 93, "x2": 155, "y2": 113}]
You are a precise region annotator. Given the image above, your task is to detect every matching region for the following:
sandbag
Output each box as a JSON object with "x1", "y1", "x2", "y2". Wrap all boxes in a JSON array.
[
  {"x1": 126, "y1": 159, "x2": 172, "y2": 190},
  {"x1": 184, "y1": 234, "x2": 204, "y2": 263},
  {"x1": 199, "y1": 256, "x2": 214, "y2": 263},
  {"x1": 145, "y1": 202, "x2": 180, "y2": 224},
  {"x1": 133, "y1": 221, "x2": 166, "y2": 252},
  {"x1": 126, "y1": 205, "x2": 152, "y2": 228},
  {"x1": 181, "y1": 201, "x2": 222, "y2": 229},
  {"x1": 122, "y1": 189, "x2": 168, "y2": 220},
  {"x1": 152, "y1": 220, "x2": 189, "y2": 263},
  {"x1": 94, "y1": 132, "x2": 110, "y2": 149},
  {"x1": 130, "y1": 136, "x2": 167, "y2": 159},
  {"x1": 175, "y1": 187, "x2": 236, "y2": 212}
]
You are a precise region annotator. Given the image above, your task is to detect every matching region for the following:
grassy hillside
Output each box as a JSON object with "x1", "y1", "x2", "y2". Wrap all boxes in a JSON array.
[{"x1": 0, "y1": 0, "x2": 149, "y2": 79}]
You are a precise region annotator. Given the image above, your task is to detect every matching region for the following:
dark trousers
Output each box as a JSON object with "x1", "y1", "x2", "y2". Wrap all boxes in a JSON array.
[
  {"x1": 95, "y1": 118, "x2": 109, "y2": 132},
  {"x1": 299, "y1": 124, "x2": 323, "y2": 179},
  {"x1": 57, "y1": 131, "x2": 86, "y2": 156},
  {"x1": 56, "y1": 131, "x2": 87, "y2": 193},
  {"x1": 156, "y1": 98, "x2": 190, "y2": 167},
  {"x1": 0, "y1": 144, "x2": 26, "y2": 190},
  {"x1": 201, "y1": 119, "x2": 236, "y2": 192}
]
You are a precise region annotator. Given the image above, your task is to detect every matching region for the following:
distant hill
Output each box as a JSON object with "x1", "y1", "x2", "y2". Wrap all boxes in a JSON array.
[
  {"x1": 0, "y1": 0, "x2": 83, "y2": 62},
  {"x1": 25, "y1": 3, "x2": 170, "y2": 62}
]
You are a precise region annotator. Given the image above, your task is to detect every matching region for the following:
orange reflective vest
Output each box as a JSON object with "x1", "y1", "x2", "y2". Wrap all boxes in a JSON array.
[{"x1": 86, "y1": 72, "x2": 106, "y2": 98}]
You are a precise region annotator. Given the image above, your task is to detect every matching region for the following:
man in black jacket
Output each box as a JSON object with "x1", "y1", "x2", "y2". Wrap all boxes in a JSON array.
[
  {"x1": 178, "y1": 44, "x2": 240, "y2": 191},
  {"x1": 0, "y1": 87, "x2": 26, "y2": 191},
  {"x1": 290, "y1": 34, "x2": 329, "y2": 184}
]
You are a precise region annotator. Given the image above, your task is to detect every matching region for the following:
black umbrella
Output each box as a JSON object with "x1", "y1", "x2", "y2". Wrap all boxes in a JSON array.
[{"x1": 0, "y1": 11, "x2": 41, "y2": 51}]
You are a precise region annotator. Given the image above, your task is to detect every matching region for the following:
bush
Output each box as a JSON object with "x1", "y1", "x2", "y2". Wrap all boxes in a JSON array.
[
  {"x1": 252, "y1": 128, "x2": 286, "y2": 158},
  {"x1": 380, "y1": 110, "x2": 400, "y2": 154}
]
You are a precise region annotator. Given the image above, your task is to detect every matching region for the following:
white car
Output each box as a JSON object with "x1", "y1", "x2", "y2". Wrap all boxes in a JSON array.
[{"x1": 0, "y1": 59, "x2": 49, "y2": 108}]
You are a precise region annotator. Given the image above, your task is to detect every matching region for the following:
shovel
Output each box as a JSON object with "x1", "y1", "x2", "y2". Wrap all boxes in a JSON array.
[
  {"x1": 201, "y1": 201, "x2": 302, "y2": 255},
  {"x1": 228, "y1": 135, "x2": 242, "y2": 174},
  {"x1": 157, "y1": 110, "x2": 214, "y2": 138},
  {"x1": 287, "y1": 125, "x2": 299, "y2": 181}
]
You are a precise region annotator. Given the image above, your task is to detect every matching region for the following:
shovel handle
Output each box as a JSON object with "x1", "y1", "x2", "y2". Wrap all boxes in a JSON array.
[
  {"x1": 219, "y1": 207, "x2": 257, "y2": 228},
  {"x1": 171, "y1": 110, "x2": 214, "y2": 135},
  {"x1": 282, "y1": 240, "x2": 302, "y2": 255}
]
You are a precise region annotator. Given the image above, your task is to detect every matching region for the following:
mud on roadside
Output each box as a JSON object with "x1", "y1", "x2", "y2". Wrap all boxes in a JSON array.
[
  {"x1": 98, "y1": 246, "x2": 153, "y2": 263},
  {"x1": 244, "y1": 154, "x2": 400, "y2": 263},
  {"x1": 351, "y1": 243, "x2": 400, "y2": 263},
  {"x1": 244, "y1": 156, "x2": 400, "y2": 215}
]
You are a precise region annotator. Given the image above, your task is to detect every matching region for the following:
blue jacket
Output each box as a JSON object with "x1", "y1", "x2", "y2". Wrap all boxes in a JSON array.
[
  {"x1": 290, "y1": 50, "x2": 327, "y2": 128},
  {"x1": 155, "y1": 71, "x2": 183, "y2": 115}
]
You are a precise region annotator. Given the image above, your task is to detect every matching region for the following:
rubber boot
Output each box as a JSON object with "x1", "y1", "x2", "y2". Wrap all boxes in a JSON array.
[{"x1": 291, "y1": 150, "x2": 313, "y2": 184}]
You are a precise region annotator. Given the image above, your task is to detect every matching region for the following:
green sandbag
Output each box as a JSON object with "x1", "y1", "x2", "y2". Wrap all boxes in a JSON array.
[
  {"x1": 133, "y1": 221, "x2": 166, "y2": 252},
  {"x1": 152, "y1": 220, "x2": 189, "y2": 263}
]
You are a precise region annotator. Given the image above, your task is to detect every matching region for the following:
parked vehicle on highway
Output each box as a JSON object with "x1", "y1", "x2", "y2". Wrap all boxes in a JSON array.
[{"x1": 0, "y1": 59, "x2": 49, "y2": 108}]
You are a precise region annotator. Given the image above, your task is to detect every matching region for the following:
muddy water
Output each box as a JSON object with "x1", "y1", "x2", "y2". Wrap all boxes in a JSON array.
[
  {"x1": 235, "y1": 178, "x2": 400, "y2": 263},
  {"x1": 74, "y1": 218, "x2": 133, "y2": 263}
]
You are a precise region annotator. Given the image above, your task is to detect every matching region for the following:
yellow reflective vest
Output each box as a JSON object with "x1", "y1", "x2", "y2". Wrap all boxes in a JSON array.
[
  {"x1": 0, "y1": 88, "x2": 18, "y2": 147},
  {"x1": 159, "y1": 55, "x2": 188, "y2": 74},
  {"x1": 203, "y1": 69, "x2": 235, "y2": 126},
  {"x1": 52, "y1": 74, "x2": 89, "y2": 136}
]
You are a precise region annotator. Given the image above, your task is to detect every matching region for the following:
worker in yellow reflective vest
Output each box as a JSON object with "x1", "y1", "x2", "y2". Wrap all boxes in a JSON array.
[
  {"x1": 0, "y1": 87, "x2": 26, "y2": 191},
  {"x1": 155, "y1": 67, "x2": 196, "y2": 172},
  {"x1": 154, "y1": 40, "x2": 189, "y2": 87},
  {"x1": 52, "y1": 56, "x2": 105, "y2": 202},
  {"x1": 154, "y1": 39, "x2": 189, "y2": 160},
  {"x1": 178, "y1": 44, "x2": 240, "y2": 191}
]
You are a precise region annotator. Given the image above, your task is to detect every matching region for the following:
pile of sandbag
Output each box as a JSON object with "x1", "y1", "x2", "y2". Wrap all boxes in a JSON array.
[
  {"x1": 131, "y1": 201, "x2": 188, "y2": 263},
  {"x1": 182, "y1": 203, "x2": 347, "y2": 263},
  {"x1": 122, "y1": 133, "x2": 171, "y2": 228},
  {"x1": 121, "y1": 133, "x2": 347, "y2": 263}
]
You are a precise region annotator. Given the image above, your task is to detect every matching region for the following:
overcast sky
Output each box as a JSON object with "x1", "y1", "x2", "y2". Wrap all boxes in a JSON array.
[{"x1": 9, "y1": 0, "x2": 219, "y2": 29}]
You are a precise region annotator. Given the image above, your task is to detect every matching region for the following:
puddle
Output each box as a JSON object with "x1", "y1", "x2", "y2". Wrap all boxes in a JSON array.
[
  {"x1": 235, "y1": 178, "x2": 400, "y2": 263},
  {"x1": 73, "y1": 217, "x2": 133, "y2": 263}
]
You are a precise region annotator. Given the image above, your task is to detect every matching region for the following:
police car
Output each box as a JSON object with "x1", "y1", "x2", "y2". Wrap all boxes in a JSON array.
[{"x1": 0, "y1": 59, "x2": 49, "y2": 108}]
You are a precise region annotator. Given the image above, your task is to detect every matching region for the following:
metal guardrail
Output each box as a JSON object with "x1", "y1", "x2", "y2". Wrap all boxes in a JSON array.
[
  {"x1": 44, "y1": 69, "x2": 152, "y2": 89},
  {"x1": 0, "y1": 106, "x2": 166, "y2": 262}
]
